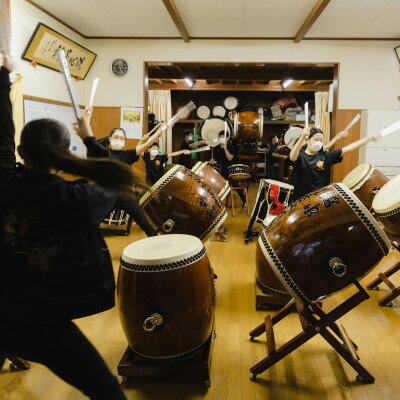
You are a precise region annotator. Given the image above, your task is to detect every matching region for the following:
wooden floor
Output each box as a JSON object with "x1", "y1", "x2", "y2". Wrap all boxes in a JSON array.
[{"x1": 1, "y1": 186, "x2": 400, "y2": 400}]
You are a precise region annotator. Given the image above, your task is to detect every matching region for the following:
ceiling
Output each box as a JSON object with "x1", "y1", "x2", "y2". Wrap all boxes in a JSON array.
[{"x1": 26, "y1": 0, "x2": 400, "y2": 40}]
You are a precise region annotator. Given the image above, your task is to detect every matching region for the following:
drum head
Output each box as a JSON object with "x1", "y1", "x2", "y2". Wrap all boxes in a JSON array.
[
  {"x1": 212, "y1": 106, "x2": 226, "y2": 118},
  {"x1": 224, "y1": 96, "x2": 239, "y2": 110},
  {"x1": 284, "y1": 126, "x2": 303, "y2": 150},
  {"x1": 197, "y1": 105, "x2": 211, "y2": 120},
  {"x1": 199, "y1": 117, "x2": 232, "y2": 147},
  {"x1": 342, "y1": 164, "x2": 374, "y2": 192},
  {"x1": 372, "y1": 173, "x2": 400, "y2": 214},
  {"x1": 121, "y1": 234, "x2": 204, "y2": 266}
]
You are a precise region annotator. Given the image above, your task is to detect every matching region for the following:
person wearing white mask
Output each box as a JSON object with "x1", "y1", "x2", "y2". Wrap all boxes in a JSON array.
[
  {"x1": 179, "y1": 129, "x2": 208, "y2": 169},
  {"x1": 143, "y1": 142, "x2": 190, "y2": 185},
  {"x1": 289, "y1": 127, "x2": 381, "y2": 201}
]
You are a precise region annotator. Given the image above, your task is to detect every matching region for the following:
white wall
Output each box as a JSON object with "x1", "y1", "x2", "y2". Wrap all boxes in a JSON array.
[{"x1": 11, "y1": 0, "x2": 400, "y2": 112}]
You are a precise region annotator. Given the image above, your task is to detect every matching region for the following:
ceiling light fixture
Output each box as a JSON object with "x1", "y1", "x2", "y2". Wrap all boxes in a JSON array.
[
  {"x1": 184, "y1": 78, "x2": 193, "y2": 87},
  {"x1": 282, "y1": 79, "x2": 293, "y2": 88}
]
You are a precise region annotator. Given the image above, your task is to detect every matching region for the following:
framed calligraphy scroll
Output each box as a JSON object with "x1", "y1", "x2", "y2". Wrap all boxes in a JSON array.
[{"x1": 22, "y1": 23, "x2": 96, "y2": 80}]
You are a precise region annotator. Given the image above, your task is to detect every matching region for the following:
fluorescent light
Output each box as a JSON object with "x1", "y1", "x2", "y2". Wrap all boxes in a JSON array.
[
  {"x1": 184, "y1": 78, "x2": 193, "y2": 87},
  {"x1": 282, "y1": 79, "x2": 293, "y2": 88}
]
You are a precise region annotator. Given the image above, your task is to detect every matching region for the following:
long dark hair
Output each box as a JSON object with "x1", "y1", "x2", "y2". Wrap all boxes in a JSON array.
[{"x1": 20, "y1": 119, "x2": 147, "y2": 198}]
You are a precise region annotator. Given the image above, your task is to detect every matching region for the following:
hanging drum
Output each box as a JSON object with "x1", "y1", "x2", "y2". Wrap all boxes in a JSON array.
[
  {"x1": 223, "y1": 96, "x2": 239, "y2": 111},
  {"x1": 199, "y1": 116, "x2": 232, "y2": 147},
  {"x1": 212, "y1": 105, "x2": 226, "y2": 118},
  {"x1": 192, "y1": 161, "x2": 230, "y2": 201},
  {"x1": 372, "y1": 173, "x2": 400, "y2": 238},
  {"x1": 284, "y1": 126, "x2": 303, "y2": 150},
  {"x1": 118, "y1": 234, "x2": 215, "y2": 360},
  {"x1": 139, "y1": 165, "x2": 227, "y2": 242},
  {"x1": 197, "y1": 105, "x2": 211, "y2": 120},
  {"x1": 342, "y1": 164, "x2": 389, "y2": 210},
  {"x1": 258, "y1": 183, "x2": 390, "y2": 304},
  {"x1": 234, "y1": 110, "x2": 264, "y2": 143}
]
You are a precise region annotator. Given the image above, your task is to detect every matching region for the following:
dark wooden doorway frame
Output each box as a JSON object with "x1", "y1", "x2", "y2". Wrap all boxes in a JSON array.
[{"x1": 143, "y1": 61, "x2": 339, "y2": 137}]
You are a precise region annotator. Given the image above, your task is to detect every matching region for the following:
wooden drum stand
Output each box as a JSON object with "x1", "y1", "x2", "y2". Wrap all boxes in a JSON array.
[{"x1": 249, "y1": 281, "x2": 375, "y2": 384}]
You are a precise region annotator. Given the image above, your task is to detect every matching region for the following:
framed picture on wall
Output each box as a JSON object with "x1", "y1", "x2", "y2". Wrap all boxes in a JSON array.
[
  {"x1": 21, "y1": 23, "x2": 97, "y2": 80},
  {"x1": 395, "y1": 45, "x2": 400, "y2": 65}
]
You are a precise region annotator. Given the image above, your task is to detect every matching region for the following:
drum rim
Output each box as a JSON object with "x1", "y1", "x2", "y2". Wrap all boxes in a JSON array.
[
  {"x1": 261, "y1": 215, "x2": 277, "y2": 230},
  {"x1": 223, "y1": 96, "x2": 239, "y2": 110},
  {"x1": 218, "y1": 181, "x2": 231, "y2": 201},
  {"x1": 342, "y1": 163, "x2": 374, "y2": 192},
  {"x1": 265, "y1": 179, "x2": 294, "y2": 191},
  {"x1": 139, "y1": 164, "x2": 182, "y2": 207},
  {"x1": 372, "y1": 173, "x2": 400, "y2": 215},
  {"x1": 229, "y1": 164, "x2": 249, "y2": 168},
  {"x1": 191, "y1": 161, "x2": 206, "y2": 174},
  {"x1": 256, "y1": 278, "x2": 291, "y2": 298},
  {"x1": 120, "y1": 234, "x2": 205, "y2": 269}
]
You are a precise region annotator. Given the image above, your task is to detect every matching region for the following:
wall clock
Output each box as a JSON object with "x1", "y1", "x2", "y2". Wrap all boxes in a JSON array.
[{"x1": 111, "y1": 59, "x2": 129, "y2": 77}]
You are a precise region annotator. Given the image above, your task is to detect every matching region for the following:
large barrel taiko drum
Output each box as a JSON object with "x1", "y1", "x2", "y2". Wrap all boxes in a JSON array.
[
  {"x1": 342, "y1": 163, "x2": 389, "y2": 209},
  {"x1": 372, "y1": 173, "x2": 400, "y2": 239},
  {"x1": 117, "y1": 234, "x2": 215, "y2": 360},
  {"x1": 259, "y1": 183, "x2": 390, "y2": 303},
  {"x1": 140, "y1": 165, "x2": 227, "y2": 242},
  {"x1": 192, "y1": 161, "x2": 230, "y2": 201},
  {"x1": 234, "y1": 110, "x2": 263, "y2": 143}
]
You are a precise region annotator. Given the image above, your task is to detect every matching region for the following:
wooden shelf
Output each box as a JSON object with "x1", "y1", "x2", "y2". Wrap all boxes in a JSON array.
[{"x1": 176, "y1": 119, "x2": 203, "y2": 124}]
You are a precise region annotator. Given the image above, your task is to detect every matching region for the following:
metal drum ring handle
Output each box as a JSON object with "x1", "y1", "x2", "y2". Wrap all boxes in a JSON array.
[
  {"x1": 143, "y1": 313, "x2": 163, "y2": 332},
  {"x1": 162, "y1": 219, "x2": 175, "y2": 233},
  {"x1": 329, "y1": 257, "x2": 347, "y2": 278}
]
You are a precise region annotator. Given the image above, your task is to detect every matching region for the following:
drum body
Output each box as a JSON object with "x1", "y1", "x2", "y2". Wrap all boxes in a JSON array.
[
  {"x1": 342, "y1": 164, "x2": 389, "y2": 209},
  {"x1": 118, "y1": 235, "x2": 215, "y2": 360},
  {"x1": 259, "y1": 183, "x2": 390, "y2": 303},
  {"x1": 372, "y1": 174, "x2": 400, "y2": 238},
  {"x1": 140, "y1": 165, "x2": 227, "y2": 242},
  {"x1": 234, "y1": 111, "x2": 263, "y2": 143},
  {"x1": 228, "y1": 164, "x2": 250, "y2": 180},
  {"x1": 192, "y1": 161, "x2": 230, "y2": 201},
  {"x1": 199, "y1": 117, "x2": 232, "y2": 147}
]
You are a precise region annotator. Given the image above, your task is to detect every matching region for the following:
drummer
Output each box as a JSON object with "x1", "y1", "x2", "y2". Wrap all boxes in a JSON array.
[
  {"x1": 289, "y1": 127, "x2": 381, "y2": 200},
  {"x1": 143, "y1": 142, "x2": 190, "y2": 185},
  {"x1": 179, "y1": 128, "x2": 208, "y2": 169},
  {"x1": 264, "y1": 133, "x2": 287, "y2": 179}
]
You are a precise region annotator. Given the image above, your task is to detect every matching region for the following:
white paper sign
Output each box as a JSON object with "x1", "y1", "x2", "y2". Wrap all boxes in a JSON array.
[{"x1": 120, "y1": 107, "x2": 143, "y2": 139}]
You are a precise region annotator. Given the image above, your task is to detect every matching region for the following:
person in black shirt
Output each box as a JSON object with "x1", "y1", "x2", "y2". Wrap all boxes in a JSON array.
[
  {"x1": 143, "y1": 142, "x2": 190, "y2": 185},
  {"x1": 0, "y1": 55, "x2": 132, "y2": 399},
  {"x1": 263, "y1": 133, "x2": 287, "y2": 179},
  {"x1": 289, "y1": 126, "x2": 381, "y2": 200},
  {"x1": 178, "y1": 128, "x2": 207, "y2": 169}
]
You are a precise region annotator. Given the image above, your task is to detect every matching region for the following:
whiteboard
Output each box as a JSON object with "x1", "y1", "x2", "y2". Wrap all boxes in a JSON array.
[{"x1": 23, "y1": 98, "x2": 87, "y2": 158}]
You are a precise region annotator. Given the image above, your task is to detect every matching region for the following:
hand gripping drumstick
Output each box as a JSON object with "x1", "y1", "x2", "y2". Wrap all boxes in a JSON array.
[
  {"x1": 344, "y1": 114, "x2": 361, "y2": 132},
  {"x1": 57, "y1": 49, "x2": 81, "y2": 123},
  {"x1": 379, "y1": 119, "x2": 400, "y2": 137}
]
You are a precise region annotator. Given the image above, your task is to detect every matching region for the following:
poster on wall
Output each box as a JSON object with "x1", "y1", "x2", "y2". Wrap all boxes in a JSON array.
[{"x1": 120, "y1": 107, "x2": 143, "y2": 139}]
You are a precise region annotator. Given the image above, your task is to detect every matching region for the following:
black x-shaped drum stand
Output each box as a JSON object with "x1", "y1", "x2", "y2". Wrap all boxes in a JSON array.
[
  {"x1": 244, "y1": 180, "x2": 267, "y2": 244},
  {"x1": 249, "y1": 280, "x2": 375, "y2": 384}
]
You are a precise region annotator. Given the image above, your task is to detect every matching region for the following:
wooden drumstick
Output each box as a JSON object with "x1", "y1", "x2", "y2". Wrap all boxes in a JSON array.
[
  {"x1": 380, "y1": 119, "x2": 400, "y2": 137},
  {"x1": 190, "y1": 146, "x2": 210, "y2": 154},
  {"x1": 344, "y1": 114, "x2": 361, "y2": 132},
  {"x1": 88, "y1": 77, "x2": 99, "y2": 108},
  {"x1": 304, "y1": 102, "x2": 309, "y2": 130}
]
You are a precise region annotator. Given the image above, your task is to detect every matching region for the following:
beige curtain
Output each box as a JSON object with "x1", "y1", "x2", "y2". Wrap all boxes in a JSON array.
[
  {"x1": 149, "y1": 90, "x2": 172, "y2": 155},
  {"x1": 10, "y1": 73, "x2": 23, "y2": 162},
  {"x1": 314, "y1": 91, "x2": 330, "y2": 146}
]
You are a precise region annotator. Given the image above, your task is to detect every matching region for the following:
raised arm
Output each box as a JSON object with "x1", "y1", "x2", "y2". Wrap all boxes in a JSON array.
[
  {"x1": 167, "y1": 149, "x2": 190, "y2": 158},
  {"x1": 135, "y1": 127, "x2": 163, "y2": 156},
  {"x1": 324, "y1": 130, "x2": 348, "y2": 150},
  {"x1": 289, "y1": 128, "x2": 309, "y2": 162},
  {"x1": 341, "y1": 133, "x2": 380, "y2": 155},
  {"x1": 0, "y1": 56, "x2": 16, "y2": 174}
]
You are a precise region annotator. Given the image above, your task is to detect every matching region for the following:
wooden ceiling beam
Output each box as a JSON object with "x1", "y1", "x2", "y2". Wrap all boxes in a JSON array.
[
  {"x1": 294, "y1": 0, "x2": 331, "y2": 43},
  {"x1": 161, "y1": 0, "x2": 190, "y2": 43}
]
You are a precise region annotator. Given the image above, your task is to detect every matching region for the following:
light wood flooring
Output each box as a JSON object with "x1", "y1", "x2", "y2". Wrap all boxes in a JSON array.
[{"x1": 1, "y1": 187, "x2": 400, "y2": 400}]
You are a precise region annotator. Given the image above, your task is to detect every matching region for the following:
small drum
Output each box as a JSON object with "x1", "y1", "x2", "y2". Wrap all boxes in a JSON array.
[
  {"x1": 196, "y1": 105, "x2": 211, "y2": 120},
  {"x1": 224, "y1": 96, "x2": 239, "y2": 110},
  {"x1": 212, "y1": 105, "x2": 226, "y2": 118},
  {"x1": 256, "y1": 180, "x2": 294, "y2": 223},
  {"x1": 99, "y1": 209, "x2": 132, "y2": 236},
  {"x1": 342, "y1": 164, "x2": 389, "y2": 209},
  {"x1": 372, "y1": 174, "x2": 400, "y2": 238},
  {"x1": 259, "y1": 183, "x2": 390, "y2": 303},
  {"x1": 284, "y1": 126, "x2": 303, "y2": 150},
  {"x1": 192, "y1": 161, "x2": 230, "y2": 201},
  {"x1": 118, "y1": 234, "x2": 215, "y2": 360},
  {"x1": 234, "y1": 110, "x2": 264, "y2": 143},
  {"x1": 228, "y1": 164, "x2": 250, "y2": 180},
  {"x1": 140, "y1": 165, "x2": 227, "y2": 242},
  {"x1": 199, "y1": 116, "x2": 232, "y2": 147}
]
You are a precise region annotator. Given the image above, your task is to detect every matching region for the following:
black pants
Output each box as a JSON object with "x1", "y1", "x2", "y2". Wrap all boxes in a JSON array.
[
  {"x1": 267, "y1": 163, "x2": 276, "y2": 180},
  {"x1": 114, "y1": 197, "x2": 156, "y2": 237},
  {"x1": 0, "y1": 320, "x2": 127, "y2": 400}
]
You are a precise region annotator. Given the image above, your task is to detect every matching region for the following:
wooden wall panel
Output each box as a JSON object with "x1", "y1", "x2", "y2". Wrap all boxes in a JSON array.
[
  {"x1": 91, "y1": 106, "x2": 146, "y2": 174},
  {"x1": 331, "y1": 109, "x2": 361, "y2": 182}
]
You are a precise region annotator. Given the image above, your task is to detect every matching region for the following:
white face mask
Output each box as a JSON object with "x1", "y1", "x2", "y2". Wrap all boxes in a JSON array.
[
  {"x1": 188, "y1": 135, "x2": 193, "y2": 141},
  {"x1": 309, "y1": 140, "x2": 323, "y2": 153},
  {"x1": 219, "y1": 137, "x2": 226, "y2": 144},
  {"x1": 150, "y1": 149, "x2": 159, "y2": 157},
  {"x1": 110, "y1": 139, "x2": 124, "y2": 150}
]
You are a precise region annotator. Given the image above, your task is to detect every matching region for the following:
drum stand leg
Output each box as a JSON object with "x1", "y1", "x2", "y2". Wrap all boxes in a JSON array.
[
  {"x1": 366, "y1": 243, "x2": 400, "y2": 307},
  {"x1": 249, "y1": 281, "x2": 374, "y2": 384},
  {"x1": 244, "y1": 183, "x2": 266, "y2": 244},
  {"x1": 6, "y1": 355, "x2": 31, "y2": 371}
]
